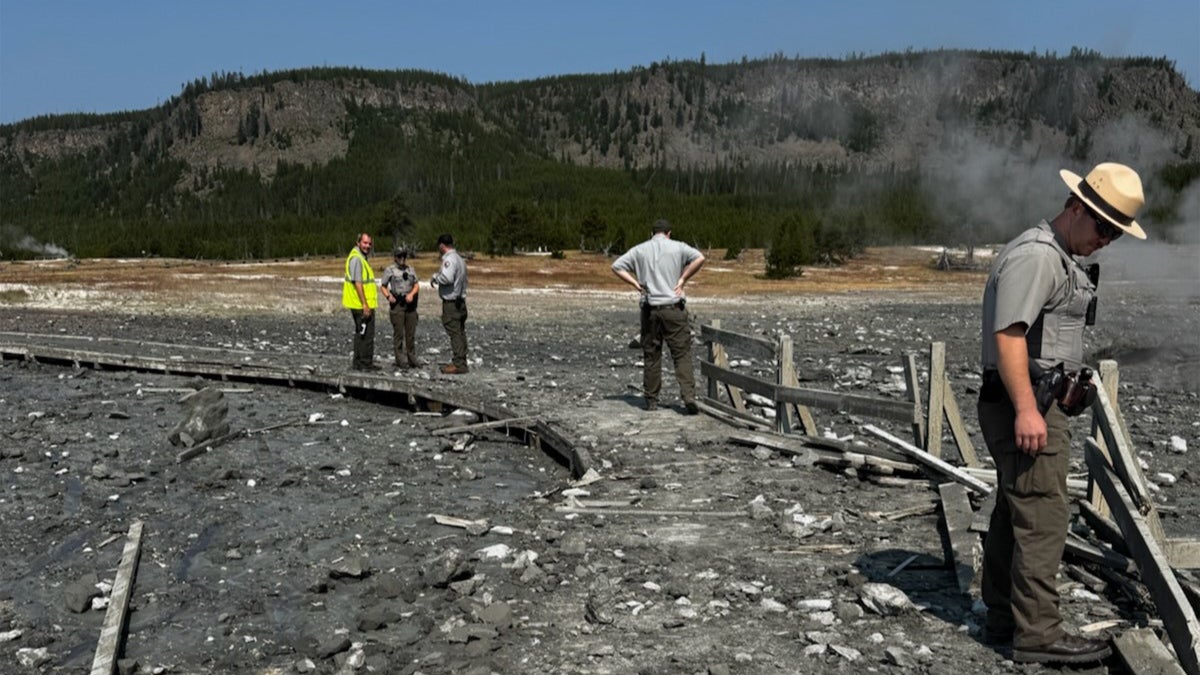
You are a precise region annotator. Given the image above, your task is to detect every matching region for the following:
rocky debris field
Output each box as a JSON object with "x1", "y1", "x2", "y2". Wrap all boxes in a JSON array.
[{"x1": 0, "y1": 271, "x2": 1197, "y2": 675}]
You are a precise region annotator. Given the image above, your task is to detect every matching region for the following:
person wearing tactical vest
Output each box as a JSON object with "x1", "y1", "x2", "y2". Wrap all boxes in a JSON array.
[
  {"x1": 380, "y1": 246, "x2": 421, "y2": 369},
  {"x1": 343, "y1": 233, "x2": 379, "y2": 371},
  {"x1": 978, "y1": 163, "x2": 1147, "y2": 665}
]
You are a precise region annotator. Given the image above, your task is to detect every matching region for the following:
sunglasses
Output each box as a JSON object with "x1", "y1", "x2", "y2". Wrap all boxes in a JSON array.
[{"x1": 1083, "y1": 203, "x2": 1123, "y2": 241}]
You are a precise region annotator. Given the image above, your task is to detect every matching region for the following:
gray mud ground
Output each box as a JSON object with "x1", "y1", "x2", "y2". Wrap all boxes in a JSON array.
[{"x1": 0, "y1": 268, "x2": 1197, "y2": 674}]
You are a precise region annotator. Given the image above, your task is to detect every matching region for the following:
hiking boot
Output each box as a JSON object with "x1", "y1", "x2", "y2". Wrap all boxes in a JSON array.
[
  {"x1": 683, "y1": 401, "x2": 700, "y2": 415},
  {"x1": 1013, "y1": 634, "x2": 1111, "y2": 664},
  {"x1": 644, "y1": 399, "x2": 658, "y2": 411},
  {"x1": 440, "y1": 364, "x2": 469, "y2": 375}
]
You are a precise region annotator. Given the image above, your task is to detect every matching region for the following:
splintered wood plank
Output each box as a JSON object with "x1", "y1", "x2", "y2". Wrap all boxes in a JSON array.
[
  {"x1": 777, "y1": 335, "x2": 818, "y2": 436},
  {"x1": 1092, "y1": 370, "x2": 1166, "y2": 545},
  {"x1": 776, "y1": 336, "x2": 795, "y2": 434},
  {"x1": 941, "y1": 375, "x2": 980, "y2": 467},
  {"x1": 925, "y1": 343, "x2": 947, "y2": 459},
  {"x1": 90, "y1": 521, "x2": 144, "y2": 675},
  {"x1": 698, "y1": 323, "x2": 777, "y2": 360},
  {"x1": 902, "y1": 352, "x2": 926, "y2": 449},
  {"x1": 1089, "y1": 360, "x2": 1120, "y2": 517},
  {"x1": 1086, "y1": 440, "x2": 1200, "y2": 675},
  {"x1": 970, "y1": 489, "x2": 996, "y2": 534},
  {"x1": 938, "y1": 482, "x2": 980, "y2": 594},
  {"x1": 1113, "y1": 628, "x2": 1187, "y2": 675},
  {"x1": 705, "y1": 321, "x2": 748, "y2": 412},
  {"x1": 430, "y1": 416, "x2": 537, "y2": 436},
  {"x1": 1166, "y1": 539, "x2": 1200, "y2": 570},
  {"x1": 863, "y1": 424, "x2": 992, "y2": 495}
]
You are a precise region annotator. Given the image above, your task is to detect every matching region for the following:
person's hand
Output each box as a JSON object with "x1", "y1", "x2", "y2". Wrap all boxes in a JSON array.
[
  {"x1": 363, "y1": 307, "x2": 373, "y2": 319},
  {"x1": 406, "y1": 292, "x2": 416, "y2": 303},
  {"x1": 674, "y1": 280, "x2": 685, "y2": 296},
  {"x1": 1014, "y1": 408, "x2": 1047, "y2": 454}
]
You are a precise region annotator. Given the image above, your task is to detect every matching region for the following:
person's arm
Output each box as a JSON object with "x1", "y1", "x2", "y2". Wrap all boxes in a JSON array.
[
  {"x1": 379, "y1": 269, "x2": 397, "y2": 306},
  {"x1": 612, "y1": 268, "x2": 643, "y2": 293},
  {"x1": 406, "y1": 269, "x2": 419, "y2": 303},
  {"x1": 674, "y1": 253, "x2": 706, "y2": 295},
  {"x1": 995, "y1": 324, "x2": 1046, "y2": 454},
  {"x1": 431, "y1": 258, "x2": 451, "y2": 288}
]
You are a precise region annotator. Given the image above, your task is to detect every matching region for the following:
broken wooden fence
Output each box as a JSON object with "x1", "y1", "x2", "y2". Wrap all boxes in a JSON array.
[{"x1": 700, "y1": 322, "x2": 977, "y2": 466}]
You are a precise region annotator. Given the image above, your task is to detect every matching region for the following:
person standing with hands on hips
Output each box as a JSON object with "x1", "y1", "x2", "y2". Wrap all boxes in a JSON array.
[
  {"x1": 343, "y1": 233, "x2": 379, "y2": 371},
  {"x1": 430, "y1": 233, "x2": 469, "y2": 375},
  {"x1": 978, "y1": 162, "x2": 1147, "y2": 665},
  {"x1": 612, "y1": 219, "x2": 706, "y2": 414},
  {"x1": 380, "y1": 246, "x2": 421, "y2": 369}
]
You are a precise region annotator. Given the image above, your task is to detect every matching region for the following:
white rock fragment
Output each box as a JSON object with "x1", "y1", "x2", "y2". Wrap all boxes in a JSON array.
[
  {"x1": 308, "y1": 413, "x2": 324, "y2": 423},
  {"x1": 859, "y1": 582, "x2": 914, "y2": 615},
  {"x1": 831, "y1": 645, "x2": 862, "y2": 661},
  {"x1": 0, "y1": 629, "x2": 23, "y2": 643},
  {"x1": 476, "y1": 544, "x2": 512, "y2": 560},
  {"x1": 643, "y1": 581, "x2": 662, "y2": 592},
  {"x1": 803, "y1": 644, "x2": 827, "y2": 657},
  {"x1": 1070, "y1": 588, "x2": 1102, "y2": 602},
  {"x1": 1155, "y1": 472, "x2": 1177, "y2": 486},
  {"x1": 1169, "y1": 435, "x2": 1187, "y2": 453},
  {"x1": 796, "y1": 598, "x2": 832, "y2": 611},
  {"x1": 760, "y1": 598, "x2": 788, "y2": 613},
  {"x1": 17, "y1": 648, "x2": 51, "y2": 668}
]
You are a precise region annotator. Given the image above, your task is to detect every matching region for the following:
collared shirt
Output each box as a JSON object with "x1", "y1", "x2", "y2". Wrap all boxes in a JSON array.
[
  {"x1": 432, "y1": 248, "x2": 467, "y2": 300},
  {"x1": 381, "y1": 263, "x2": 418, "y2": 297},
  {"x1": 611, "y1": 234, "x2": 702, "y2": 306},
  {"x1": 981, "y1": 220, "x2": 1095, "y2": 371}
]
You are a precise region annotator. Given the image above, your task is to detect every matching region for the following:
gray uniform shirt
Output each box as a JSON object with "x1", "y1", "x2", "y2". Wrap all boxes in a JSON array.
[
  {"x1": 348, "y1": 254, "x2": 368, "y2": 283},
  {"x1": 611, "y1": 234, "x2": 702, "y2": 307},
  {"x1": 980, "y1": 221, "x2": 1095, "y2": 371},
  {"x1": 432, "y1": 249, "x2": 467, "y2": 301}
]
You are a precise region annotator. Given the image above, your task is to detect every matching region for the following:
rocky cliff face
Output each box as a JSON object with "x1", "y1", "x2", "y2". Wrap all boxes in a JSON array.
[{"x1": 3, "y1": 53, "x2": 1197, "y2": 187}]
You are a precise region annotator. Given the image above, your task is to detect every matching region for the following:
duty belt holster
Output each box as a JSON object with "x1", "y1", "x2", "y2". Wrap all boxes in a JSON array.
[
  {"x1": 1029, "y1": 361, "x2": 1097, "y2": 417},
  {"x1": 981, "y1": 362, "x2": 1096, "y2": 418}
]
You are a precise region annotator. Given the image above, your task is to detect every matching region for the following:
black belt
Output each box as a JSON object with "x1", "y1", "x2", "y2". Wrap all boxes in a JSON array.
[
  {"x1": 646, "y1": 301, "x2": 685, "y2": 311},
  {"x1": 442, "y1": 297, "x2": 465, "y2": 303}
]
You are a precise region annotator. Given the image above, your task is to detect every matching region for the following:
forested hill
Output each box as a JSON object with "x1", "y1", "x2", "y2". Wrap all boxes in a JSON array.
[{"x1": 2, "y1": 49, "x2": 1198, "y2": 260}]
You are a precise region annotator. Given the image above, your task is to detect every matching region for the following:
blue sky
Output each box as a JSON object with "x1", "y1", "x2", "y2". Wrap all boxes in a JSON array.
[{"x1": 1, "y1": 0, "x2": 1197, "y2": 124}]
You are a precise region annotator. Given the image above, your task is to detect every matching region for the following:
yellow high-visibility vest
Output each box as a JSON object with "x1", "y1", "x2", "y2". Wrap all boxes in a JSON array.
[{"x1": 342, "y1": 248, "x2": 378, "y2": 309}]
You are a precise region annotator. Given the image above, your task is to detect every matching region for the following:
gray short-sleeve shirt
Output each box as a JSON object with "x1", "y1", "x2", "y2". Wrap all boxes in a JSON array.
[
  {"x1": 611, "y1": 234, "x2": 702, "y2": 306},
  {"x1": 980, "y1": 222, "x2": 1073, "y2": 370}
]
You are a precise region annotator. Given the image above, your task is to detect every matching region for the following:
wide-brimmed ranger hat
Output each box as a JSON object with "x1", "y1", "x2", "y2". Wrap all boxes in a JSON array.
[{"x1": 1059, "y1": 162, "x2": 1147, "y2": 240}]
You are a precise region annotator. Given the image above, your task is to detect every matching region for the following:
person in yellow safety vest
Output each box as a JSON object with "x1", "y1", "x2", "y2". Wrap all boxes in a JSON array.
[{"x1": 343, "y1": 233, "x2": 379, "y2": 371}]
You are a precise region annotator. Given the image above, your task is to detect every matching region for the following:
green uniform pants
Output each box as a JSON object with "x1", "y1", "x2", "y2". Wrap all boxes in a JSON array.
[
  {"x1": 640, "y1": 304, "x2": 695, "y2": 405},
  {"x1": 978, "y1": 397, "x2": 1071, "y2": 649},
  {"x1": 389, "y1": 308, "x2": 419, "y2": 366},
  {"x1": 441, "y1": 298, "x2": 468, "y2": 369},
  {"x1": 350, "y1": 309, "x2": 375, "y2": 369}
]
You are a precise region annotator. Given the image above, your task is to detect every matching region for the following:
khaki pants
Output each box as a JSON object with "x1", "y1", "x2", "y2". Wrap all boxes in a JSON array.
[
  {"x1": 640, "y1": 304, "x2": 695, "y2": 404},
  {"x1": 350, "y1": 309, "x2": 375, "y2": 369},
  {"x1": 389, "y1": 308, "x2": 419, "y2": 365},
  {"x1": 978, "y1": 397, "x2": 1071, "y2": 649},
  {"x1": 441, "y1": 298, "x2": 468, "y2": 368}
]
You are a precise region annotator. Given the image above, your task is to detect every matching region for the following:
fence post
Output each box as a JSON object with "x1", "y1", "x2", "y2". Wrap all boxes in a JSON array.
[
  {"x1": 925, "y1": 342, "x2": 947, "y2": 459},
  {"x1": 902, "y1": 352, "x2": 926, "y2": 449}
]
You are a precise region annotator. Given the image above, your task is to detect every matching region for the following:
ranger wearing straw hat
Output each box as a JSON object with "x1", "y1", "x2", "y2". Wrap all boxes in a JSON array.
[{"x1": 977, "y1": 162, "x2": 1146, "y2": 665}]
